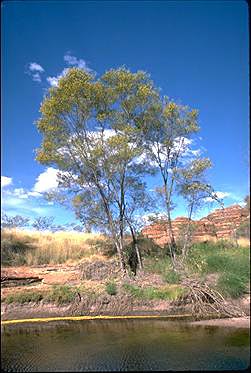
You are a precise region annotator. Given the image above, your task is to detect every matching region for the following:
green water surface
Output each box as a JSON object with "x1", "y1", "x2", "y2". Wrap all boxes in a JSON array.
[{"x1": 1, "y1": 319, "x2": 250, "y2": 371}]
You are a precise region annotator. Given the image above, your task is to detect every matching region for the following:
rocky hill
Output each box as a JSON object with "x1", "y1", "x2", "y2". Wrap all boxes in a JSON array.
[{"x1": 141, "y1": 205, "x2": 249, "y2": 246}]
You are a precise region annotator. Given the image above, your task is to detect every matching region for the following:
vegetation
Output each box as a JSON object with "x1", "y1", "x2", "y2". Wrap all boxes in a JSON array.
[
  {"x1": 105, "y1": 281, "x2": 117, "y2": 296},
  {"x1": 1, "y1": 214, "x2": 30, "y2": 229},
  {"x1": 33, "y1": 66, "x2": 222, "y2": 275},
  {"x1": 1, "y1": 229, "x2": 104, "y2": 266},
  {"x1": 122, "y1": 283, "x2": 185, "y2": 301},
  {"x1": 187, "y1": 242, "x2": 250, "y2": 298},
  {"x1": 44, "y1": 285, "x2": 78, "y2": 305},
  {"x1": 3, "y1": 285, "x2": 78, "y2": 305},
  {"x1": 4, "y1": 290, "x2": 44, "y2": 304}
]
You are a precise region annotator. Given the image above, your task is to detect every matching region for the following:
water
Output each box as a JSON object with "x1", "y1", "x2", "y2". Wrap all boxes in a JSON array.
[{"x1": 1, "y1": 319, "x2": 250, "y2": 371}]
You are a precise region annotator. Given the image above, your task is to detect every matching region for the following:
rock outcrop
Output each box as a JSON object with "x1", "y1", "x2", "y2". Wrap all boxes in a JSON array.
[{"x1": 142, "y1": 205, "x2": 249, "y2": 246}]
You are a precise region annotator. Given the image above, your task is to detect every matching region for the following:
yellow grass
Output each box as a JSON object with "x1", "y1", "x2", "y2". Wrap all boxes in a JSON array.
[
  {"x1": 2, "y1": 229, "x2": 105, "y2": 266},
  {"x1": 237, "y1": 237, "x2": 250, "y2": 248}
]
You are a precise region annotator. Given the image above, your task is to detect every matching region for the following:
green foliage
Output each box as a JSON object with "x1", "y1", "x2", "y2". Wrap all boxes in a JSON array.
[
  {"x1": 144, "y1": 256, "x2": 171, "y2": 274},
  {"x1": 4, "y1": 290, "x2": 44, "y2": 304},
  {"x1": 186, "y1": 241, "x2": 250, "y2": 298},
  {"x1": 44, "y1": 285, "x2": 78, "y2": 305},
  {"x1": 163, "y1": 270, "x2": 181, "y2": 284},
  {"x1": 4, "y1": 286, "x2": 79, "y2": 305},
  {"x1": 217, "y1": 273, "x2": 248, "y2": 298},
  {"x1": 123, "y1": 283, "x2": 185, "y2": 300},
  {"x1": 105, "y1": 281, "x2": 117, "y2": 296}
]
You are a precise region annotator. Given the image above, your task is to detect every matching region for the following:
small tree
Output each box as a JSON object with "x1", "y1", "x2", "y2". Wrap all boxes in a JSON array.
[
  {"x1": 1, "y1": 213, "x2": 30, "y2": 229},
  {"x1": 141, "y1": 98, "x2": 201, "y2": 267},
  {"x1": 177, "y1": 157, "x2": 214, "y2": 259},
  {"x1": 32, "y1": 216, "x2": 55, "y2": 231}
]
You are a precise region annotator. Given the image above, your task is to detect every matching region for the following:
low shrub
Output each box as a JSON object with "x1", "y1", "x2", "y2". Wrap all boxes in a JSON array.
[
  {"x1": 163, "y1": 270, "x2": 181, "y2": 284},
  {"x1": 4, "y1": 290, "x2": 44, "y2": 304},
  {"x1": 122, "y1": 283, "x2": 185, "y2": 301},
  {"x1": 135, "y1": 236, "x2": 163, "y2": 258},
  {"x1": 144, "y1": 257, "x2": 172, "y2": 275},
  {"x1": 217, "y1": 273, "x2": 248, "y2": 298},
  {"x1": 44, "y1": 285, "x2": 78, "y2": 305},
  {"x1": 105, "y1": 281, "x2": 117, "y2": 296}
]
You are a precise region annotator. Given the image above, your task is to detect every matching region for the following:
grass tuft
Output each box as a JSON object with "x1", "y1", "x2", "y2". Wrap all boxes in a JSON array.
[
  {"x1": 105, "y1": 281, "x2": 117, "y2": 296},
  {"x1": 123, "y1": 283, "x2": 185, "y2": 301},
  {"x1": 44, "y1": 285, "x2": 78, "y2": 305},
  {"x1": 4, "y1": 290, "x2": 44, "y2": 304}
]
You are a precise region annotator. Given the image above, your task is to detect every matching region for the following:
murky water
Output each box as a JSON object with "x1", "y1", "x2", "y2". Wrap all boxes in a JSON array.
[{"x1": 1, "y1": 319, "x2": 250, "y2": 371}]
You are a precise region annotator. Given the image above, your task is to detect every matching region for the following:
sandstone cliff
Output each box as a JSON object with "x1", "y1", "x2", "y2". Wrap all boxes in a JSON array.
[{"x1": 141, "y1": 205, "x2": 249, "y2": 246}]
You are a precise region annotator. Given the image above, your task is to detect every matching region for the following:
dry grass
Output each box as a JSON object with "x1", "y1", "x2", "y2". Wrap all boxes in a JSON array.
[
  {"x1": 1, "y1": 229, "x2": 105, "y2": 266},
  {"x1": 237, "y1": 237, "x2": 250, "y2": 248}
]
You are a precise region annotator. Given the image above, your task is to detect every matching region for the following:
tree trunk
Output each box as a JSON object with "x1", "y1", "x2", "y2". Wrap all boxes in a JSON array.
[
  {"x1": 163, "y1": 181, "x2": 177, "y2": 267},
  {"x1": 128, "y1": 224, "x2": 143, "y2": 271},
  {"x1": 182, "y1": 201, "x2": 194, "y2": 260},
  {"x1": 135, "y1": 242, "x2": 143, "y2": 270},
  {"x1": 116, "y1": 237, "x2": 127, "y2": 276}
]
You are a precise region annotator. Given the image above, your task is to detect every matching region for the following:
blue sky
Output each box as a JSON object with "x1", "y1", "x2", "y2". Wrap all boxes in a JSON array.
[{"x1": 1, "y1": 0, "x2": 249, "y2": 227}]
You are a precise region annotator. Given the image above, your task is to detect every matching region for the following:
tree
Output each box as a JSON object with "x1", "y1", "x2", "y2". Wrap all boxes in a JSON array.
[
  {"x1": 1, "y1": 213, "x2": 30, "y2": 229},
  {"x1": 176, "y1": 157, "x2": 215, "y2": 259},
  {"x1": 32, "y1": 216, "x2": 55, "y2": 231},
  {"x1": 140, "y1": 98, "x2": 201, "y2": 266},
  {"x1": 235, "y1": 195, "x2": 250, "y2": 239},
  {"x1": 244, "y1": 195, "x2": 250, "y2": 211},
  {"x1": 35, "y1": 67, "x2": 159, "y2": 275}
]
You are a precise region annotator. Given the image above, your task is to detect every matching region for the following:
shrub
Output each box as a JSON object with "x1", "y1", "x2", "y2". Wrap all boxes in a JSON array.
[
  {"x1": 144, "y1": 257, "x2": 172, "y2": 275},
  {"x1": 163, "y1": 270, "x2": 181, "y2": 284},
  {"x1": 44, "y1": 285, "x2": 78, "y2": 305},
  {"x1": 122, "y1": 283, "x2": 185, "y2": 301},
  {"x1": 217, "y1": 273, "x2": 248, "y2": 298},
  {"x1": 136, "y1": 236, "x2": 163, "y2": 258},
  {"x1": 4, "y1": 290, "x2": 44, "y2": 304},
  {"x1": 105, "y1": 281, "x2": 117, "y2": 296}
]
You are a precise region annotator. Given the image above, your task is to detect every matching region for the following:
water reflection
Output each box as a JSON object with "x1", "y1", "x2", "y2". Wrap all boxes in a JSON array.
[{"x1": 2, "y1": 319, "x2": 250, "y2": 371}]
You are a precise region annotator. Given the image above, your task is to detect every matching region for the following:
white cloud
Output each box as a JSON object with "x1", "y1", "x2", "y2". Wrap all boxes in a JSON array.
[
  {"x1": 13, "y1": 188, "x2": 28, "y2": 199},
  {"x1": 26, "y1": 62, "x2": 45, "y2": 83},
  {"x1": 32, "y1": 73, "x2": 42, "y2": 83},
  {"x1": 46, "y1": 53, "x2": 91, "y2": 88},
  {"x1": 1, "y1": 176, "x2": 12, "y2": 187},
  {"x1": 33, "y1": 167, "x2": 60, "y2": 193},
  {"x1": 28, "y1": 191, "x2": 42, "y2": 198},
  {"x1": 64, "y1": 52, "x2": 91, "y2": 71},
  {"x1": 29, "y1": 62, "x2": 44, "y2": 73},
  {"x1": 204, "y1": 191, "x2": 231, "y2": 202},
  {"x1": 46, "y1": 76, "x2": 60, "y2": 87},
  {"x1": 46, "y1": 68, "x2": 70, "y2": 87}
]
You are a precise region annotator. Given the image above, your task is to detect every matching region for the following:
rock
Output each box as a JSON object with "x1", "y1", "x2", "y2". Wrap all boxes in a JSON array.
[{"x1": 142, "y1": 204, "x2": 249, "y2": 246}]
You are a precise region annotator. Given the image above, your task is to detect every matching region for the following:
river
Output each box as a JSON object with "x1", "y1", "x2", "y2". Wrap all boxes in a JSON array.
[{"x1": 1, "y1": 319, "x2": 250, "y2": 371}]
